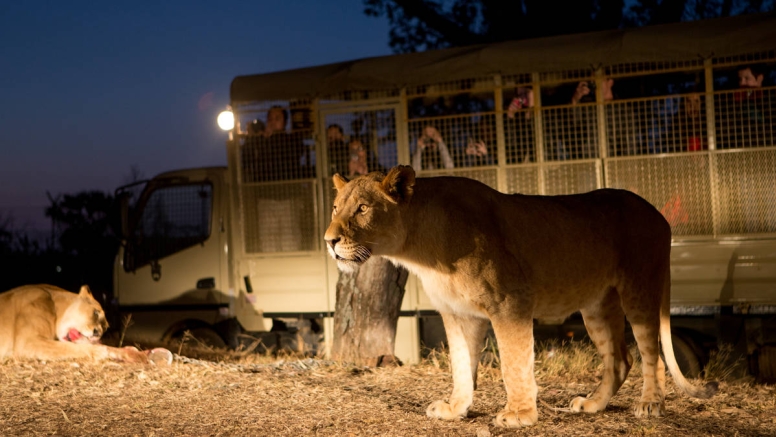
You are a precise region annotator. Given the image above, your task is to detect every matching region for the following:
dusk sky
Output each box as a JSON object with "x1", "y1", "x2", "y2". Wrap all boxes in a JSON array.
[{"x1": 0, "y1": 1, "x2": 391, "y2": 231}]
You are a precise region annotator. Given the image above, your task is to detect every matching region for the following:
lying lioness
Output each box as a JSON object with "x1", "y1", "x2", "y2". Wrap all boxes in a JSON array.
[
  {"x1": 0, "y1": 284, "x2": 151, "y2": 363},
  {"x1": 324, "y1": 166, "x2": 717, "y2": 428}
]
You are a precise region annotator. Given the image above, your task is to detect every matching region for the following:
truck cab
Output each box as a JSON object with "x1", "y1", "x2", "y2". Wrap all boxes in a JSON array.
[{"x1": 115, "y1": 167, "x2": 234, "y2": 348}]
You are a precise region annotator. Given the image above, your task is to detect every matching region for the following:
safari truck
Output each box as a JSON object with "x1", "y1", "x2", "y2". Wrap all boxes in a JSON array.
[{"x1": 114, "y1": 13, "x2": 776, "y2": 377}]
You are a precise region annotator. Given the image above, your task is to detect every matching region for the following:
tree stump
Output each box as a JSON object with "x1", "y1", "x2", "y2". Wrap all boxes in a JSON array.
[{"x1": 331, "y1": 256, "x2": 409, "y2": 366}]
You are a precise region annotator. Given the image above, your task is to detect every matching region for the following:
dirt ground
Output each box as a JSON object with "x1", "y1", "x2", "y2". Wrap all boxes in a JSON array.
[{"x1": 1, "y1": 344, "x2": 775, "y2": 437}]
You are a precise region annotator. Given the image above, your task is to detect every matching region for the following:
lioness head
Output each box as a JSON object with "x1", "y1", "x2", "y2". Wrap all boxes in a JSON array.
[
  {"x1": 56, "y1": 285, "x2": 109, "y2": 344},
  {"x1": 324, "y1": 165, "x2": 416, "y2": 271}
]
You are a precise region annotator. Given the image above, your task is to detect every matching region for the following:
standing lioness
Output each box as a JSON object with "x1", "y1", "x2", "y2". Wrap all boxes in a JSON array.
[
  {"x1": 324, "y1": 165, "x2": 717, "y2": 428},
  {"x1": 0, "y1": 284, "x2": 149, "y2": 363}
]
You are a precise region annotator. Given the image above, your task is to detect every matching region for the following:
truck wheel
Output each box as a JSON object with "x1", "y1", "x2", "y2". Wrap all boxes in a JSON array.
[
  {"x1": 178, "y1": 327, "x2": 226, "y2": 349},
  {"x1": 671, "y1": 333, "x2": 702, "y2": 378},
  {"x1": 755, "y1": 345, "x2": 776, "y2": 383}
]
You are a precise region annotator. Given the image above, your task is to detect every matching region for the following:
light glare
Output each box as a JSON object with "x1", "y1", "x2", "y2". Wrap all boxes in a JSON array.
[{"x1": 217, "y1": 110, "x2": 234, "y2": 131}]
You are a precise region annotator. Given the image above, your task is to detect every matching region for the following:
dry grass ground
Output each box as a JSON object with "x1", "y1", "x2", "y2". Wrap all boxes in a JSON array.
[{"x1": 1, "y1": 341, "x2": 774, "y2": 437}]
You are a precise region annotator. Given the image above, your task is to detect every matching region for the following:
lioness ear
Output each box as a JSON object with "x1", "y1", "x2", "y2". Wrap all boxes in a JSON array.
[
  {"x1": 381, "y1": 165, "x2": 415, "y2": 203},
  {"x1": 78, "y1": 285, "x2": 93, "y2": 298},
  {"x1": 332, "y1": 173, "x2": 349, "y2": 191}
]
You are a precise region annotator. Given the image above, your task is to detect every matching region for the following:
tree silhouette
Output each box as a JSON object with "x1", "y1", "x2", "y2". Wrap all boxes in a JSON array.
[
  {"x1": 2, "y1": 165, "x2": 144, "y2": 306},
  {"x1": 0, "y1": 211, "x2": 14, "y2": 255},
  {"x1": 363, "y1": 0, "x2": 774, "y2": 53},
  {"x1": 0, "y1": 210, "x2": 59, "y2": 292},
  {"x1": 45, "y1": 191, "x2": 119, "y2": 256},
  {"x1": 44, "y1": 190, "x2": 120, "y2": 300}
]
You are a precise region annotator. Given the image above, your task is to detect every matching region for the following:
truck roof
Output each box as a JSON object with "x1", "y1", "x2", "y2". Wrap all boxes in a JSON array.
[{"x1": 231, "y1": 12, "x2": 776, "y2": 102}]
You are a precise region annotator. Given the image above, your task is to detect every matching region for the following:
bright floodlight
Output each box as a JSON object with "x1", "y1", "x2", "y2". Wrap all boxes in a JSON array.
[{"x1": 217, "y1": 110, "x2": 234, "y2": 131}]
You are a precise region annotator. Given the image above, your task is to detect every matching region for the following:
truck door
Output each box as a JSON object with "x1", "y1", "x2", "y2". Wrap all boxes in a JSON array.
[{"x1": 116, "y1": 170, "x2": 227, "y2": 322}]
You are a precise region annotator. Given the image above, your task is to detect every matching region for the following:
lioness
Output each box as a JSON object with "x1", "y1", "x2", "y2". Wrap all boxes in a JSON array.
[
  {"x1": 324, "y1": 166, "x2": 717, "y2": 428},
  {"x1": 0, "y1": 284, "x2": 149, "y2": 363}
]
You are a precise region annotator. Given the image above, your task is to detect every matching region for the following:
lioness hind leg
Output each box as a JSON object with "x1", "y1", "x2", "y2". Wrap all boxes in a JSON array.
[
  {"x1": 427, "y1": 313, "x2": 489, "y2": 421},
  {"x1": 629, "y1": 319, "x2": 665, "y2": 417},
  {"x1": 570, "y1": 295, "x2": 632, "y2": 414}
]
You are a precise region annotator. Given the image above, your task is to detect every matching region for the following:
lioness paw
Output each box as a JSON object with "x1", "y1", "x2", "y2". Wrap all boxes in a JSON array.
[
  {"x1": 569, "y1": 396, "x2": 607, "y2": 413},
  {"x1": 426, "y1": 400, "x2": 467, "y2": 420},
  {"x1": 633, "y1": 401, "x2": 665, "y2": 418},
  {"x1": 494, "y1": 408, "x2": 538, "y2": 428},
  {"x1": 118, "y1": 346, "x2": 150, "y2": 364}
]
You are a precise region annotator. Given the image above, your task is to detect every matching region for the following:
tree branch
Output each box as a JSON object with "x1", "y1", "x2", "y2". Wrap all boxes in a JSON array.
[
  {"x1": 391, "y1": 0, "x2": 487, "y2": 46},
  {"x1": 651, "y1": 0, "x2": 689, "y2": 24}
]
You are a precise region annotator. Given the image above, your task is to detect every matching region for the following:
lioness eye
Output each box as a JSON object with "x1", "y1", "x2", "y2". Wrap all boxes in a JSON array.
[{"x1": 358, "y1": 204, "x2": 368, "y2": 213}]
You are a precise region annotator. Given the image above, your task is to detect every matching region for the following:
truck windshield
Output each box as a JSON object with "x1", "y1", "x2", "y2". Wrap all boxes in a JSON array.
[{"x1": 124, "y1": 183, "x2": 212, "y2": 271}]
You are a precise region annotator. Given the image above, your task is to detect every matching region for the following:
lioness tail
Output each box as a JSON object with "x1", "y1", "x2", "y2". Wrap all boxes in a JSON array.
[{"x1": 659, "y1": 275, "x2": 718, "y2": 399}]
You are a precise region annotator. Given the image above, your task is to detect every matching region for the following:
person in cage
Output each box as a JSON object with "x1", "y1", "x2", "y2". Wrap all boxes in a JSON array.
[
  {"x1": 463, "y1": 117, "x2": 496, "y2": 167},
  {"x1": 665, "y1": 93, "x2": 706, "y2": 152},
  {"x1": 504, "y1": 86, "x2": 535, "y2": 164},
  {"x1": 541, "y1": 80, "x2": 602, "y2": 161},
  {"x1": 734, "y1": 64, "x2": 769, "y2": 142},
  {"x1": 346, "y1": 139, "x2": 370, "y2": 178},
  {"x1": 246, "y1": 119, "x2": 265, "y2": 136},
  {"x1": 570, "y1": 78, "x2": 612, "y2": 105},
  {"x1": 738, "y1": 64, "x2": 766, "y2": 89},
  {"x1": 242, "y1": 106, "x2": 312, "y2": 252},
  {"x1": 720, "y1": 63, "x2": 772, "y2": 149},
  {"x1": 326, "y1": 124, "x2": 349, "y2": 176},
  {"x1": 242, "y1": 105, "x2": 313, "y2": 182},
  {"x1": 718, "y1": 64, "x2": 775, "y2": 233},
  {"x1": 347, "y1": 138, "x2": 385, "y2": 178},
  {"x1": 411, "y1": 124, "x2": 454, "y2": 170},
  {"x1": 568, "y1": 78, "x2": 644, "y2": 157},
  {"x1": 603, "y1": 82, "x2": 645, "y2": 157}
]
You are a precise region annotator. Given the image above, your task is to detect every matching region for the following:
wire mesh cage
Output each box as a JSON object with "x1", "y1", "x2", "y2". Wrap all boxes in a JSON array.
[
  {"x1": 606, "y1": 155, "x2": 714, "y2": 236},
  {"x1": 503, "y1": 85, "x2": 537, "y2": 164},
  {"x1": 539, "y1": 69, "x2": 594, "y2": 84},
  {"x1": 406, "y1": 77, "x2": 496, "y2": 98},
  {"x1": 543, "y1": 161, "x2": 600, "y2": 196},
  {"x1": 236, "y1": 102, "x2": 318, "y2": 254},
  {"x1": 241, "y1": 182, "x2": 318, "y2": 253},
  {"x1": 715, "y1": 149, "x2": 776, "y2": 235},
  {"x1": 407, "y1": 113, "x2": 498, "y2": 171},
  {"x1": 606, "y1": 59, "x2": 704, "y2": 78},
  {"x1": 319, "y1": 89, "x2": 400, "y2": 105},
  {"x1": 541, "y1": 104, "x2": 600, "y2": 161},
  {"x1": 505, "y1": 166, "x2": 540, "y2": 195},
  {"x1": 234, "y1": 49, "x2": 776, "y2": 255},
  {"x1": 413, "y1": 168, "x2": 498, "y2": 191},
  {"x1": 323, "y1": 108, "x2": 399, "y2": 179},
  {"x1": 714, "y1": 87, "x2": 775, "y2": 149},
  {"x1": 607, "y1": 94, "x2": 707, "y2": 155}
]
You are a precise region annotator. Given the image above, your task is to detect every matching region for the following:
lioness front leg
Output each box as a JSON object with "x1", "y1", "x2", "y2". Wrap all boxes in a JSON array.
[
  {"x1": 490, "y1": 316, "x2": 538, "y2": 427},
  {"x1": 15, "y1": 333, "x2": 149, "y2": 363},
  {"x1": 427, "y1": 313, "x2": 489, "y2": 420}
]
